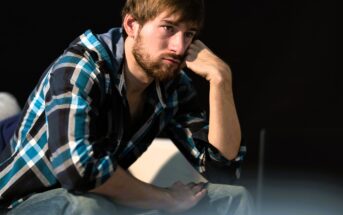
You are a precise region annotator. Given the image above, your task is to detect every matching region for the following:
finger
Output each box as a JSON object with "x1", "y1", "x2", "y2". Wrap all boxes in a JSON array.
[
  {"x1": 193, "y1": 188, "x2": 207, "y2": 201},
  {"x1": 192, "y1": 186, "x2": 202, "y2": 195},
  {"x1": 190, "y1": 39, "x2": 203, "y2": 48},
  {"x1": 185, "y1": 47, "x2": 196, "y2": 56},
  {"x1": 191, "y1": 183, "x2": 205, "y2": 194},
  {"x1": 185, "y1": 52, "x2": 197, "y2": 62},
  {"x1": 187, "y1": 44, "x2": 196, "y2": 52}
]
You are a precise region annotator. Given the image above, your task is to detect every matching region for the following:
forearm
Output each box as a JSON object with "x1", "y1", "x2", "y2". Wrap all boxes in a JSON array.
[
  {"x1": 208, "y1": 66, "x2": 241, "y2": 160},
  {"x1": 184, "y1": 40, "x2": 241, "y2": 160},
  {"x1": 91, "y1": 165, "x2": 171, "y2": 210}
]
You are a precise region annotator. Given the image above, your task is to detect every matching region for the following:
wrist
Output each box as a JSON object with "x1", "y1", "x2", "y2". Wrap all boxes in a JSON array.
[
  {"x1": 208, "y1": 74, "x2": 232, "y2": 93},
  {"x1": 207, "y1": 64, "x2": 231, "y2": 85}
]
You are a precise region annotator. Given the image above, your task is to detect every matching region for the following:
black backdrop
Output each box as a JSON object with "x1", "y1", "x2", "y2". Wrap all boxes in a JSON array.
[{"x1": 0, "y1": 1, "x2": 340, "y2": 178}]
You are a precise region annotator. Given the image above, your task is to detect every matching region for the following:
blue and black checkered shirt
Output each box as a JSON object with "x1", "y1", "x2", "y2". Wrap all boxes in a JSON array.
[{"x1": 0, "y1": 28, "x2": 246, "y2": 209}]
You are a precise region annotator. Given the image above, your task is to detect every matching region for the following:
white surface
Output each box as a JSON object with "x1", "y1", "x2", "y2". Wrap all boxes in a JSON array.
[
  {"x1": 0, "y1": 92, "x2": 21, "y2": 120},
  {"x1": 129, "y1": 138, "x2": 207, "y2": 187}
]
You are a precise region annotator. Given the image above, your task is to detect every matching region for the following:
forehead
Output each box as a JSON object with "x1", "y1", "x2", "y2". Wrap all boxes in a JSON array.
[{"x1": 150, "y1": 11, "x2": 199, "y2": 30}]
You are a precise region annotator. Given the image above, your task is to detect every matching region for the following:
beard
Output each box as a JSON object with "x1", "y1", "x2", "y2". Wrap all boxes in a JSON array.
[{"x1": 132, "y1": 32, "x2": 184, "y2": 82}]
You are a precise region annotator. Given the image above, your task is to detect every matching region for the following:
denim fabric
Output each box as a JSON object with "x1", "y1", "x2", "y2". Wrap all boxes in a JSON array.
[
  {"x1": 5, "y1": 183, "x2": 254, "y2": 215},
  {"x1": 5, "y1": 189, "x2": 118, "y2": 215}
]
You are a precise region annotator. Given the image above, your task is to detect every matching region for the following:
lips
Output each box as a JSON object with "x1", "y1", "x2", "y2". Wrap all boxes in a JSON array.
[{"x1": 163, "y1": 57, "x2": 180, "y2": 64}]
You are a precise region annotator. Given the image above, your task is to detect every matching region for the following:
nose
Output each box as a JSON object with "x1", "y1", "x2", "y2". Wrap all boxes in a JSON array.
[{"x1": 169, "y1": 32, "x2": 187, "y2": 56}]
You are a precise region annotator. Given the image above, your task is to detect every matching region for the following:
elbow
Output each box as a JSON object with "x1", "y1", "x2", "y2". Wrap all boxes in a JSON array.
[
  {"x1": 218, "y1": 138, "x2": 241, "y2": 161},
  {"x1": 224, "y1": 146, "x2": 240, "y2": 161},
  {"x1": 227, "y1": 134, "x2": 242, "y2": 160},
  {"x1": 228, "y1": 139, "x2": 242, "y2": 160},
  {"x1": 209, "y1": 136, "x2": 241, "y2": 161}
]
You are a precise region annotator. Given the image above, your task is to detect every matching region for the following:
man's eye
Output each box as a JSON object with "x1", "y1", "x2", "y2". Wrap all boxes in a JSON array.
[
  {"x1": 185, "y1": 32, "x2": 195, "y2": 40},
  {"x1": 163, "y1": 25, "x2": 174, "y2": 32},
  {"x1": 185, "y1": 32, "x2": 195, "y2": 39}
]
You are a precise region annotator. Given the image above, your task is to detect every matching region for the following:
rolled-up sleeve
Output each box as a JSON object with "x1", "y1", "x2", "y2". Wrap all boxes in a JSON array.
[
  {"x1": 165, "y1": 75, "x2": 246, "y2": 181},
  {"x1": 45, "y1": 52, "x2": 117, "y2": 191}
]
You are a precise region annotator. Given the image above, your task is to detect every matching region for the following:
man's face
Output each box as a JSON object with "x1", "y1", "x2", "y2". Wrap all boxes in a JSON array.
[{"x1": 132, "y1": 11, "x2": 198, "y2": 81}]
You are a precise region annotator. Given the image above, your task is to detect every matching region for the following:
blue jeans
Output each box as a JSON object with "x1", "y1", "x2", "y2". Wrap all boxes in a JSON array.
[{"x1": 3, "y1": 183, "x2": 254, "y2": 215}]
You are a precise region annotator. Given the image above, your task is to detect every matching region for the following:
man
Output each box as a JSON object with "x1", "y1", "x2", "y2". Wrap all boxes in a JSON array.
[{"x1": 0, "y1": 0, "x2": 253, "y2": 214}]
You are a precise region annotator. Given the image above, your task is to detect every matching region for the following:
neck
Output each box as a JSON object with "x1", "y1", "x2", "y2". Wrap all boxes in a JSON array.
[{"x1": 124, "y1": 38, "x2": 154, "y2": 95}]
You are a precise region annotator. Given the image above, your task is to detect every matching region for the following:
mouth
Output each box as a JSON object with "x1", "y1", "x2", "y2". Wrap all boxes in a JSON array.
[{"x1": 162, "y1": 57, "x2": 181, "y2": 65}]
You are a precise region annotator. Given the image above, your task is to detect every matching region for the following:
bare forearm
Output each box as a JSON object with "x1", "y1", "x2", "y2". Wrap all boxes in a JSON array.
[
  {"x1": 185, "y1": 40, "x2": 242, "y2": 159},
  {"x1": 208, "y1": 68, "x2": 241, "y2": 160},
  {"x1": 91, "y1": 165, "x2": 170, "y2": 210}
]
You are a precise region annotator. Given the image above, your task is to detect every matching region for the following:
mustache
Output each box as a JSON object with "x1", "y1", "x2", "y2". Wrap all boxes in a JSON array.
[{"x1": 161, "y1": 53, "x2": 185, "y2": 63}]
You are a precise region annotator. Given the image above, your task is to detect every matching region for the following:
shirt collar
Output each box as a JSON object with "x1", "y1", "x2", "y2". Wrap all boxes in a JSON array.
[{"x1": 96, "y1": 27, "x2": 168, "y2": 109}]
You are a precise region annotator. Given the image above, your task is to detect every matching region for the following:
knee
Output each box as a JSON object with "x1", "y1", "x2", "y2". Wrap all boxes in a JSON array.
[
  {"x1": 7, "y1": 189, "x2": 75, "y2": 215},
  {"x1": 234, "y1": 186, "x2": 252, "y2": 200},
  {"x1": 209, "y1": 183, "x2": 252, "y2": 201},
  {"x1": 8, "y1": 189, "x2": 118, "y2": 215},
  {"x1": 208, "y1": 184, "x2": 255, "y2": 215},
  {"x1": 231, "y1": 186, "x2": 255, "y2": 215}
]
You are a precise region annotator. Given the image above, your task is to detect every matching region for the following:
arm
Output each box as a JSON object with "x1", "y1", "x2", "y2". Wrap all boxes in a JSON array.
[
  {"x1": 185, "y1": 40, "x2": 241, "y2": 160},
  {"x1": 46, "y1": 46, "x2": 119, "y2": 191},
  {"x1": 49, "y1": 44, "x2": 207, "y2": 212},
  {"x1": 48, "y1": 61, "x2": 206, "y2": 213},
  {"x1": 91, "y1": 165, "x2": 207, "y2": 213}
]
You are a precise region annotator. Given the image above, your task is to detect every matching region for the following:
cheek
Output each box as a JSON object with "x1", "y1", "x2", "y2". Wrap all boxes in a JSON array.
[
  {"x1": 139, "y1": 28, "x2": 168, "y2": 53},
  {"x1": 146, "y1": 39, "x2": 168, "y2": 56}
]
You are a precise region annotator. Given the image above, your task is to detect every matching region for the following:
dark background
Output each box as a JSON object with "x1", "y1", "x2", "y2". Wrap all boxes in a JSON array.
[{"x1": 0, "y1": 0, "x2": 340, "y2": 214}]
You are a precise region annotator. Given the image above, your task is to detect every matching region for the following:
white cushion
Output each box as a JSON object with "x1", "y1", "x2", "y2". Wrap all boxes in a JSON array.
[
  {"x1": 129, "y1": 138, "x2": 207, "y2": 187},
  {"x1": 0, "y1": 92, "x2": 21, "y2": 121}
]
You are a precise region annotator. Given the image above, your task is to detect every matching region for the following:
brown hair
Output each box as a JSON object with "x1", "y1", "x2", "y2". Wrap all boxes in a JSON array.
[{"x1": 122, "y1": 0, "x2": 205, "y2": 30}]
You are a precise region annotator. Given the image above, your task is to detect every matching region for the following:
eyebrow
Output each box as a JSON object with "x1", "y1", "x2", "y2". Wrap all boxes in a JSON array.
[{"x1": 161, "y1": 19, "x2": 198, "y2": 32}]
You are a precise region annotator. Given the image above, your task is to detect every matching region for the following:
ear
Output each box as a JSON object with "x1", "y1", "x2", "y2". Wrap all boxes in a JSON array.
[{"x1": 123, "y1": 14, "x2": 139, "y2": 38}]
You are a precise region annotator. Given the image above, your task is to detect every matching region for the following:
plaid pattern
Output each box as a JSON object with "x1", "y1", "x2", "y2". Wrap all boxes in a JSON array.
[{"x1": 0, "y1": 28, "x2": 246, "y2": 209}]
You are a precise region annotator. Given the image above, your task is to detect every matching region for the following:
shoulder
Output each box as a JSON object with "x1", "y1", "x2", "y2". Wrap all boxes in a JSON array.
[{"x1": 47, "y1": 30, "x2": 117, "y2": 100}]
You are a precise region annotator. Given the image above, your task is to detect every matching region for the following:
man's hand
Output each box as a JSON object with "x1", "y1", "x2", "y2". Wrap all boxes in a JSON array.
[
  {"x1": 164, "y1": 181, "x2": 208, "y2": 214},
  {"x1": 91, "y1": 166, "x2": 207, "y2": 213},
  {"x1": 184, "y1": 40, "x2": 241, "y2": 161},
  {"x1": 185, "y1": 40, "x2": 232, "y2": 84}
]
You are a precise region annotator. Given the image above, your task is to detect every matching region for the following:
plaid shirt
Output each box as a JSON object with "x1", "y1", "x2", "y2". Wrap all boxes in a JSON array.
[{"x1": 0, "y1": 28, "x2": 246, "y2": 209}]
